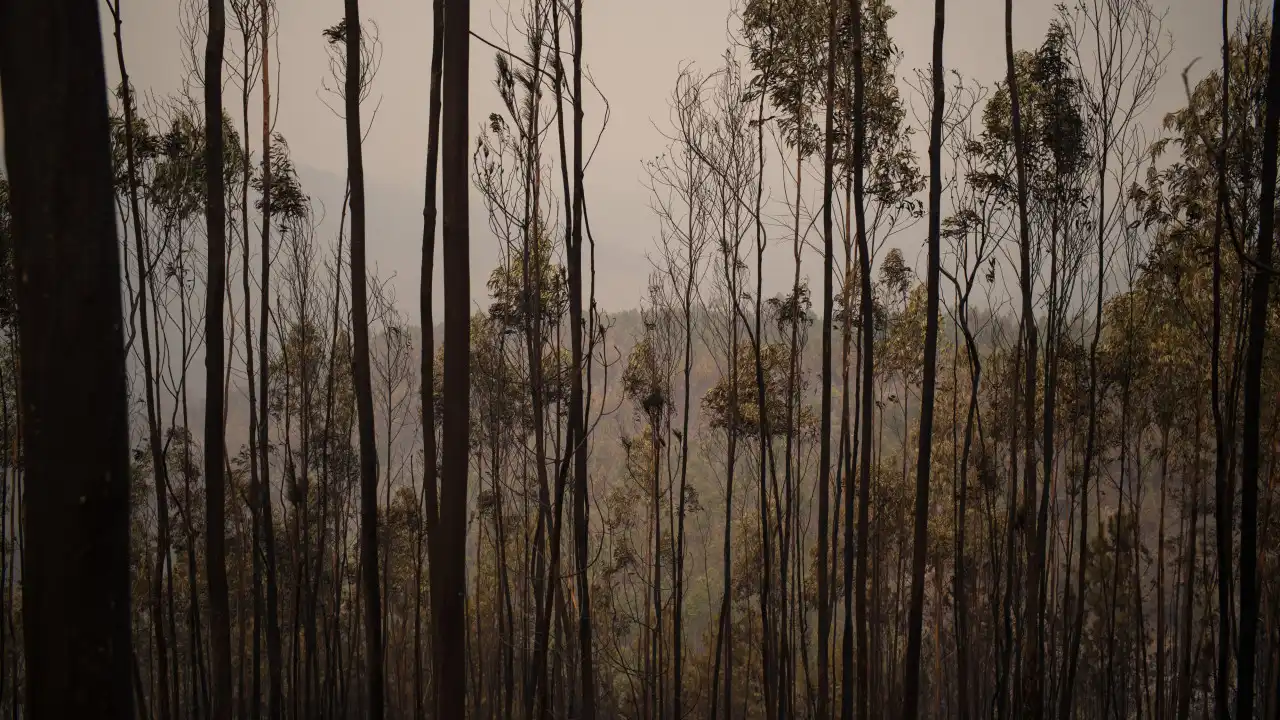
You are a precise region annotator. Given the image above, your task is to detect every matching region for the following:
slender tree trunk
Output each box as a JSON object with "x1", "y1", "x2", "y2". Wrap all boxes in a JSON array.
[
  {"x1": 419, "y1": 0, "x2": 445, "y2": 714},
  {"x1": 342, "y1": 3, "x2": 385, "y2": 718},
  {"x1": 839, "y1": 4, "x2": 860, "y2": 707},
  {"x1": 672, "y1": 144, "x2": 697, "y2": 720},
  {"x1": 233, "y1": 23, "x2": 264, "y2": 720},
  {"x1": 203, "y1": 1, "x2": 234, "y2": 717},
  {"x1": 436, "y1": 0, "x2": 471, "y2": 713},
  {"x1": 1060, "y1": 78, "x2": 1109, "y2": 720},
  {"x1": 1237, "y1": 1, "x2": 1280, "y2": 715},
  {"x1": 0, "y1": 1, "x2": 134, "y2": 715},
  {"x1": 817, "y1": 0, "x2": 838, "y2": 714},
  {"x1": 533, "y1": 6, "x2": 574, "y2": 714},
  {"x1": 231, "y1": 7, "x2": 264, "y2": 717},
  {"x1": 647, "y1": 411, "x2": 663, "y2": 720},
  {"x1": 106, "y1": 6, "x2": 174, "y2": 717},
  {"x1": 570, "y1": 1, "x2": 597, "y2": 714},
  {"x1": 954, "y1": 304, "x2": 982, "y2": 720},
  {"x1": 1004, "y1": 0, "x2": 1040, "y2": 712},
  {"x1": 853, "y1": 12, "x2": 874, "y2": 714},
  {"x1": 900, "y1": 0, "x2": 944, "y2": 715},
  {"x1": 258, "y1": 4, "x2": 283, "y2": 716},
  {"x1": 1157, "y1": 425, "x2": 1170, "y2": 720},
  {"x1": 1211, "y1": 6, "x2": 1231, "y2": 719}
]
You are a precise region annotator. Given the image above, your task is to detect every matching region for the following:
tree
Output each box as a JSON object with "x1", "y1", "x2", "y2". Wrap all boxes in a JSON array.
[
  {"x1": 645, "y1": 66, "x2": 711, "y2": 720},
  {"x1": 1236, "y1": 0, "x2": 1280, "y2": 715},
  {"x1": 258, "y1": 4, "x2": 284, "y2": 716},
  {"x1": 9, "y1": 1, "x2": 1280, "y2": 718},
  {"x1": 104, "y1": 5, "x2": 175, "y2": 718},
  {"x1": 570, "y1": 2, "x2": 599, "y2": 717},
  {"x1": 335, "y1": 2, "x2": 386, "y2": 718},
  {"x1": 818, "y1": 0, "x2": 839, "y2": 715},
  {"x1": 850, "y1": 0, "x2": 876, "y2": 715},
  {"x1": 1003, "y1": 2, "x2": 1041, "y2": 713},
  {"x1": 436, "y1": 0, "x2": 471, "y2": 716},
  {"x1": 899, "y1": 0, "x2": 943, "y2": 715},
  {"x1": 202, "y1": 0, "x2": 234, "y2": 718},
  {"x1": 0, "y1": 1, "x2": 134, "y2": 717},
  {"x1": 418, "y1": 0, "x2": 444, "y2": 715}
]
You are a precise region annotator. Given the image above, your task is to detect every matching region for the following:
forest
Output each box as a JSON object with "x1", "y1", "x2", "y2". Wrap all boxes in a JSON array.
[{"x1": 0, "y1": 0, "x2": 1278, "y2": 718}]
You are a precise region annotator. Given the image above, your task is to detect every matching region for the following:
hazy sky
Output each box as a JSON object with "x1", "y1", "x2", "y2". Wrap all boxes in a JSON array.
[{"x1": 3, "y1": 0, "x2": 1227, "y2": 320}]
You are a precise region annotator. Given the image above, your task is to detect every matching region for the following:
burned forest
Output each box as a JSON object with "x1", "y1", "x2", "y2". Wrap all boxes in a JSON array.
[{"x1": 1, "y1": 0, "x2": 1280, "y2": 718}]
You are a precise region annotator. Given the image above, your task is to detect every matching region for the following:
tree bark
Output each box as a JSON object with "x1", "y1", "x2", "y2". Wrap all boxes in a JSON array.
[
  {"x1": 436, "y1": 0, "x2": 471, "y2": 713},
  {"x1": 817, "y1": 0, "x2": 838, "y2": 714},
  {"x1": 852, "y1": 2, "x2": 874, "y2": 712},
  {"x1": 570, "y1": 3, "x2": 598, "y2": 716},
  {"x1": 0, "y1": 1, "x2": 134, "y2": 716},
  {"x1": 1236, "y1": 1, "x2": 1280, "y2": 715},
  {"x1": 203, "y1": 0, "x2": 234, "y2": 717},
  {"x1": 900, "y1": 0, "x2": 944, "y2": 715},
  {"x1": 419, "y1": 0, "x2": 445, "y2": 717},
  {"x1": 342, "y1": 2, "x2": 385, "y2": 718},
  {"x1": 1004, "y1": 0, "x2": 1041, "y2": 711},
  {"x1": 258, "y1": 4, "x2": 284, "y2": 716}
]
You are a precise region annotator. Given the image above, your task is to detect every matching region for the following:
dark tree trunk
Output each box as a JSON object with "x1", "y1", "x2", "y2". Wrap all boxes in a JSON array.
[
  {"x1": 436, "y1": 0, "x2": 471, "y2": 713},
  {"x1": 419, "y1": 0, "x2": 445, "y2": 717},
  {"x1": 203, "y1": 1, "x2": 234, "y2": 718},
  {"x1": 1211, "y1": 5, "x2": 1232, "y2": 719},
  {"x1": 230, "y1": 4, "x2": 264, "y2": 717},
  {"x1": 533, "y1": 4, "x2": 573, "y2": 714},
  {"x1": 342, "y1": 3, "x2": 384, "y2": 718},
  {"x1": 1004, "y1": 0, "x2": 1041, "y2": 712},
  {"x1": 817, "y1": 0, "x2": 838, "y2": 714},
  {"x1": 1237, "y1": 1, "x2": 1280, "y2": 716},
  {"x1": 1156, "y1": 425, "x2": 1170, "y2": 720},
  {"x1": 852, "y1": 2, "x2": 874, "y2": 712},
  {"x1": 900, "y1": 0, "x2": 944, "y2": 715},
  {"x1": 846, "y1": 0, "x2": 873, "y2": 717},
  {"x1": 570, "y1": 4, "x2": 597, "y2": 717},
  {"x1": 106, "y1": 4, "x2": 174, "y2": 717},
  {"x1": 1060, "y1": 55, "x2": 1109, "y2": 720},
  {"x1": 0, "y1": 2, "x2": 134, "y2": 717},
  {"x1": 258, "y1": 4, "x2": 283, "y2": 716},
  {"x1": 672, "y1": 129, "x2": 697, "y2": 720}
]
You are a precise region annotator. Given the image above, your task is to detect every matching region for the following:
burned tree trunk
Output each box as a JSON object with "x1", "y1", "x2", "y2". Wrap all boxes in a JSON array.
[
  {"x1": 435, "y1": 0, "x2": 472, "y2": 714},
  {"x1": 0, "y1": 1, "x2": 134, "y2": 717},
  {"x1": 202, "y1": 0, "x2": 234, "y2": 717}
]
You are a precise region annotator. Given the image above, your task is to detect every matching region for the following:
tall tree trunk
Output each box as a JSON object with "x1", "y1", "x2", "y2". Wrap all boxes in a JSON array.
[
  {"x1": 1237, "y1": 1, "x2": 1280, "y2": 715},
  {"x1": 0, "y1": 1, "x2": 134, "y2": 715},
  {"x1": 419, "y1": 0, "x2": 445, "y2": 716},
  {"x1": 343, "y1": 3, "x2": 385, "y2": 717},
  {"x1": 651, "y1": 416, "x2": 663, "y2": 720},
  {"x1": 203, "y1": 1, "x2": 234, "y2": 717},
  {"x1": 570, "y1": 3, "x2": 598, "y2": 716},
  {"x1": 533, "y1": 4, "x2": 574, "y2": 714},
  {"x1": 258, "y1": 3, "x2": 284, "y2": 716},
  {"x1": 106, "y1": 5, "x2": 173, "y2": 717},
  {"x1": 846, "y1": 1, "x2": 873, "y2": 717},
  {"x1": 1004, "y1": 0, "x2": 1040, "y2": 711},
  {"x1": 817, "y1": 0, "x2": 838, "y2": 714},
  {"x1": 231, "y1": 5, "x2": 264, "y2": 717},
  {"x1": 901, "y1": 0, "x2": 944, "y2": 715},
  {"x1": 852, "y1": 1, "x2": 874, "y2": 712},
  {"x1": 1156, "y1": 425, "x2": 1170, "y2": 720},
  {"x1": 518, "y1": 6, "x2": 551, "y2": 715},
  {"x1": 837, "y1": 23, "x2": 858, "y2": 713},
  {"x1": 671, "y1": 132, "x2": 697, "y2": 720},
  {"x1": 436, "y1": 0, "x2": 471, "y2": 713},
  {"x1": 1060, "y1": 61, "x2": 1109, "y2": 720},
  {"x1": 1211, "y1": 4, "x2": 1232, "y2": 718}
]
